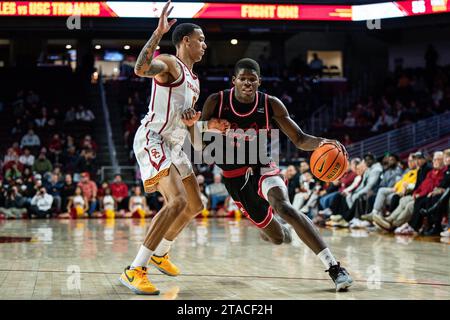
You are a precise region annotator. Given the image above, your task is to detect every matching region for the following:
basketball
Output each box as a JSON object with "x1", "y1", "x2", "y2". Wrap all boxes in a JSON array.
[{"x1": 310, "y1": 143, "x2": 347, "y2": 182}]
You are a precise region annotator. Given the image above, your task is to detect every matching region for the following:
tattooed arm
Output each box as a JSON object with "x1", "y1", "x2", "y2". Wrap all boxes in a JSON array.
[{"x1": 134, "y1": 0, "x2": 178, "y2": 79}]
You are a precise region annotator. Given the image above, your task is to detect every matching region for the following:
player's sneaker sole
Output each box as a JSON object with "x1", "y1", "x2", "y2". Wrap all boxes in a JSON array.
[
  {"x1": 336, "y1": 279, "x2": 353, "y2": 292},
  {"x1": 118, "y1": 276, "x2": 160, "y2": 295},
  {"x1": 150, "y1": 263, "x2": 179, "y2": 277}
]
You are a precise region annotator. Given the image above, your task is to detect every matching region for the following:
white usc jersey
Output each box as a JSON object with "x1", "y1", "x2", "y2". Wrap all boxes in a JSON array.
[
  {"x1": 141, "y1": 56, "x2": 200, "y2": 145},
  {"x1": 134, "y1": 56, "x2": 200, "y2": 192}
]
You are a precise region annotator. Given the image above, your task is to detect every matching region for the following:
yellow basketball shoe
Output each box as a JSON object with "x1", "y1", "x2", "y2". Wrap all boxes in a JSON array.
[
  {"x1": 149, "y1": 254, "x2": 180, "y2": 277},
  {"x1": 119, "y1": 266, "x2": 160, "y2": 295}
]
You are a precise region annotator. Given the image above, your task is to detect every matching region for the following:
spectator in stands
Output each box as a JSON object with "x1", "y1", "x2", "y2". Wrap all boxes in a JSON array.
[
  {"x1": 392, "y1": 151, "x2": 445, "y2": 235},
  {"x1": 75, "y1": 105, "x2": 95, "y2": 123},
  {"x1": 80, "y1": 135, "x2": 98, "y2": 152},
  {"x1": 20, "y1": 129, "x2": 41, "y2": 151},
  {"x1": 205, "y1": 174, "x2": 228, "y2": 211},
  {"x1": 371, "y1": 109, "x2": 396, "y2": 132},
  {"x1": 326, "y1": 161, "x2": 366, "y2": 226},
  {"x1": 347, "y1": 153, "x2": 383, "y2": 209},
  {"x1": 407, "y1": 151, "x2": 446, "y2": 235},
  {"x1": 35, "y1": 107, "x2": 48, "y2": 129},
  {"x1": 100, "y1": 188, "x2": 116, "y2": 218},
  {"x1": 26, "y1": 90, "x2": 40, "y2": 105},
  {"x1": 97, "y1": 181, "x2": 110, "y2": 200},
  {"x1": 29, "y1": 186, "x2": 53, "y2": 219},
  {"x1": 361, "y1": 153, "x2": 403, "y2": 221},
  {"x1": 19, "y1": 148, "x2": 35, "y2": 168},
  {"x1": 342, "y1": 134, "x2": 352, "y2": 146},
  {"x1": 45, "y1": 173, "x2": 63, "y2": 213},
  {"x1": 60, "y1": 186, "x2": 88, "y2": 219},
  {"x1": 420, "y1": 148, "x2": 450, "y2": 235},
  {"x1": 127, "y1": 186, "x2": 150, "y2": 218},
  {"x1": 110, "y1": 174, "x2": 129, "y2": 215},
  {"x1": 12, "y1": 90, "x2": 25, "y2": 116},
  {"x1": 11, "y1": 142, "x2": 21, "y2": 156},
  {"x1": 196, "y1": 174, "x2": 209, "y2": 211},
  {"x1": 64, "y1": 106, "x2": 76, "y2": 123},
  {"x1": 48, "y1": 134, "x2": 63, "y2": 163},
  {"x1": 11, "y1": 118, "x2": 25, "y2": 138},
  {"x1": 371, "y1": 154, "x2": 417, "y2": 225},
  {"x1": 75, "y1": 149, "x2": 97, "y2": 179},
  {"x1": 3, "y1": 148, "x2": 19, "y2": 168},
  {"x1": 124, "y1": 116, "x2": 139, "y2": 148},
  {"x1": 0, "y1": 186, "x2": 27, "y2": 219},
  {"x1": 336, "y1": 153, "x2": 383, "y2": 228},
  {"x1": 77, "y1": 172, "x2": 97, "y2": 217},
  {"x1": 285, "y1": 165, "x2": 300, "y2": 203},
  {"x1": 343, "y1": 112, "x2": 356, "y2": 128},
  {"x1": 292, "y1": 171, "x2": 316, "y2": 212},
  {"x1": 62, "y1": 146, "x2": 79, "y2": 175},
  {"x1": 309, "y1": 53, "x2": 324, "y2": 77},
  {"x1": 4, "y1": 163, "x2": 22, "y2": 182},
  {"x1": 65, "y1": 135, "x2": 76, "y2": 150},
  {"x1": 319, "y1": 158, "x2": 360, "y2": 216},
  {"x1": 298, "y1": 160, "x2": 311, "y2": 186},
  {"x1": 61, "y1": 174, "x2": 76, "y2": 211},
  {"x1": 32, "y1": 152, "x2": 53, "y2": 176}
]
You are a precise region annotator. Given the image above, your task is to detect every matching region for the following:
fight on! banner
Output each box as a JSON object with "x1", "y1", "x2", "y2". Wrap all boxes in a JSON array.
[{"x1": 0, "y1": 1, "x2": 448, "y2": 20}]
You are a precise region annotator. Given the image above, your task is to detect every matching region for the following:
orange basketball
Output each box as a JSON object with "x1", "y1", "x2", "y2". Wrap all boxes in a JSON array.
[{"x1": 310, "y1": 143, "x2": 347, "y2": 182}]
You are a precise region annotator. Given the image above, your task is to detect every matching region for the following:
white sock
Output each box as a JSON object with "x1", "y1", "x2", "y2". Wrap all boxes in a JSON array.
[
  {"x1": 317, "y1": 248, "x2": 338, "y2": 269},
  {"x1": 153, "y1": 238, "x2": 173, "y2": 257},
  {"x1": 130, "y1": 245, "x2": 154, "y2": 269}
]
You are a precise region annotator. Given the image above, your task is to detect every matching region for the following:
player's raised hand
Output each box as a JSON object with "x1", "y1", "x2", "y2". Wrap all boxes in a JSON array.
[
  {"x1": 156, "y1": 0, "x2": 177, "y2": 35},
  {"x1": 181, "y1": 108, "x2": 201, "y2": 127}
]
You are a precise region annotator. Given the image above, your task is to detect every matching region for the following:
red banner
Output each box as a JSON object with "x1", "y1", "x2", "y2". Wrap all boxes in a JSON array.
[{"x1": 0, "y1": 1, "x2": 116, "y2": 17}]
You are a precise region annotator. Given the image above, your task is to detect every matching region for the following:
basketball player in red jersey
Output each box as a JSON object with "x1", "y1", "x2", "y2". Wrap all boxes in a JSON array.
[
  {"x1": 182, "y1": 58, "x2": 353, "y2": 291},
  {"x1": 119, "y1": 0, "x2": 228, "y2": 295}
]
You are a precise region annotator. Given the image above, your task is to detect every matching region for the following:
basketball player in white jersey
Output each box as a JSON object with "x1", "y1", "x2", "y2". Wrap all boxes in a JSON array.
[{"x1": 119, "y1": 0, "x2": 228, "y2": 295}]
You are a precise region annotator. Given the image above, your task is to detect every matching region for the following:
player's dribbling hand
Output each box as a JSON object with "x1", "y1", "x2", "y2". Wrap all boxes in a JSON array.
[
  {"x1": 319, "y1": 139, "x2": 349, "y2": 161},
  {"x1": 156, "y1": 0, "x2": 177, "y2": 35}
]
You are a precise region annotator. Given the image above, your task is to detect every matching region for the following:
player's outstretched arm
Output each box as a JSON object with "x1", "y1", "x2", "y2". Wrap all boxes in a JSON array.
[
  {"x1": 269, "y1": 96, "x2": 347, "y2": 155},
  {"x1": 134, "y1": 0, "x2": 178, "y2": 78}
]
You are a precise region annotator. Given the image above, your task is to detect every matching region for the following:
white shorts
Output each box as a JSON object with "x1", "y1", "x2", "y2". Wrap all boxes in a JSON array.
[{"x1": 133, "y1": 125, "x2": 193, "y2": 193}]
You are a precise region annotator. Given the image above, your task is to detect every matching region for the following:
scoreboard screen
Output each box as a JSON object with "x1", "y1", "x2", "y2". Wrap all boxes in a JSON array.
[{"x1": 0, "y1": 1, "x2": 448, "y2": 21}]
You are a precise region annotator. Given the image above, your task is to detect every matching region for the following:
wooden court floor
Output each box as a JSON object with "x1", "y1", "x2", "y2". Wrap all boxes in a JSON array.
[{"x1": 0, "y1": 218, "x2": 448, "y2": 300}]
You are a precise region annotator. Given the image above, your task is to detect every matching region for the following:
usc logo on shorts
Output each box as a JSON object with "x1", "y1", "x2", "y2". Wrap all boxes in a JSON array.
[
  {"x1": 150, "y1": 148, "x2": 161, "y2": 159},
  {"x1": 145, "y1": 143, "x2": 166, "y2": 170}
]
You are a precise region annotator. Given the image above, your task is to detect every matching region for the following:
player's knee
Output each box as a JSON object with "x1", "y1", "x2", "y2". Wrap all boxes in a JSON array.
[{"x1": 168, "y1": 195, "x2": 188, "y2": 213}]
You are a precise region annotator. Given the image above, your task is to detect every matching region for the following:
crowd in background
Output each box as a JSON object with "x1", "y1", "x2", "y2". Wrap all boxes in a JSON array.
[
  {"x1": 284, "y1": 150, "x2": 450, "y2": 237},
  {"x1": 329, "y1": 62, "x2": 450, "y2": 143}
]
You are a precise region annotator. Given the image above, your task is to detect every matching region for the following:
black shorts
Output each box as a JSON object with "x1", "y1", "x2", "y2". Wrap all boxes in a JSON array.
[{"x1": 222, "y1": 165, "x2": 281, "y2": 228}]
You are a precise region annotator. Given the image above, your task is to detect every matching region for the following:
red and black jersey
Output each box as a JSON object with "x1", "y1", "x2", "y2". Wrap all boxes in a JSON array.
[{"x1": 207, "y1": 88, "x2": 274, "y2": 172}]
